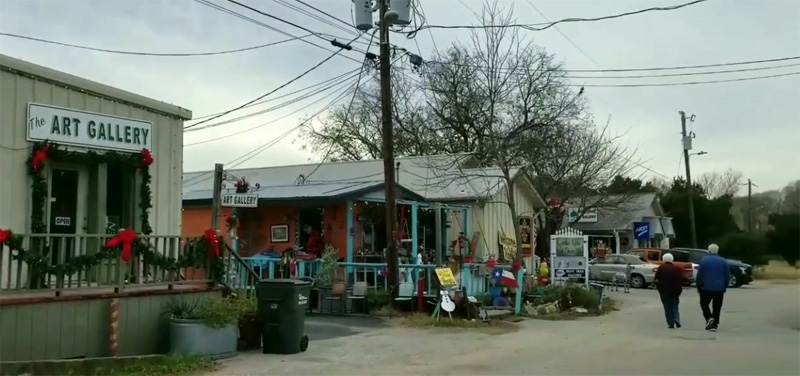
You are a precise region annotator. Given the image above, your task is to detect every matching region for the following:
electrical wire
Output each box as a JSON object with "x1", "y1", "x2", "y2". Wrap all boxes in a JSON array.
[
  {"x1": 294, "y1": 0, "x2": 355, "y2": 29},
  {"x1": 192, "y1": 67, "x2": 361, "y2": 120},
  {"x1": 424, "y1": 56, "x2": 800, "y2": 74},
  {"x1": 271, "y1": 0, "x2": 358, "y2": 38},
  {"x1": 419, "y1": 0, "x2": 708, "y2": 32},
  {"x1": 567, "y1": 62, "x2": 800, "y2": 79},
  {"x1": 579, "y1": 71, "x2": 800, "y2": 87},
  {"x1": 185, "y1": 72, "x2": 362, "y2": 146},
  {"x1": 0, "y1": 31, "x2": 311, "y2": 56},
  {"x1": 194, "y1": 0, "x2": 367, "y2": 65},
  {"x1": 183, "y1": 34, "x2": 362, "y2": 130},
  {"x1": 185, "y1": 69, "x2": 362, "y2": 132},
  {"x1": 227, "y1": 0, "x2": 349, "y2": 43},
  {"x1": 523, "y1": 0, "x2": 602, "y2": 68},
  {"x1": 304, "y1": 30, "x2": 378, "y2": 181}
]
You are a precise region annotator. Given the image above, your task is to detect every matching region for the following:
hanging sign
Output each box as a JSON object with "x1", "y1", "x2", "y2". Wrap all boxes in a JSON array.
[
  {"x1": 27, "y1": 103, "x2": 153, "y2": 153},
  {"x1": 633, "y1": 221, "x2": 651, "y2": 241},
  {"x1": 221, "y1": 193, "x2": 258, "y2": 208}
]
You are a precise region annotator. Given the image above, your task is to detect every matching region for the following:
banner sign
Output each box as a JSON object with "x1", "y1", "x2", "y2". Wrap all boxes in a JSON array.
[{"x1": 633, "y1": 221, "x2": 651, "y2": 241}]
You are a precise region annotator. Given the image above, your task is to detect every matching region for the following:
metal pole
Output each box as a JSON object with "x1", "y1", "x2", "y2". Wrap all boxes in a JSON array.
[
  {"x1": 680, "y1": 111, "x2": 698, "y2": 248},
  {"x1": 379, "y1": 0, "x2": 399, "y2": 292},
  {"x1": 434, "y1": 203, "x2": 443, "y2": 266},
  {"x1": 211, "y1": 163, "x2": 224, "y2": 231},
  {"x1": 747, "y1": 179, "x2": 753, "y2": 232}
]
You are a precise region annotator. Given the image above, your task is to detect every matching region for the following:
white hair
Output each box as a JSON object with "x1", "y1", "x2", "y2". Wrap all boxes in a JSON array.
[
  {"x1": 708, "y1": 244, "x2": 719, "y2": 254},
  {"x1": 663, "y1": 253, "x2": 674, "y2": 263}
]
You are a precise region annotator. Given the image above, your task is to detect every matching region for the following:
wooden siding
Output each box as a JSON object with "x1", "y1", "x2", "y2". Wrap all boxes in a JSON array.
[{"x1": 0, "y1": 290, "x2": 218, "y2": 361}]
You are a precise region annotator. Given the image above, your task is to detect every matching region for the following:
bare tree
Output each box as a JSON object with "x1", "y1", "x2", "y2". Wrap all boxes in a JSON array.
[{"x1": 696, "y1": 169, "x2": 744, "y2": 198}]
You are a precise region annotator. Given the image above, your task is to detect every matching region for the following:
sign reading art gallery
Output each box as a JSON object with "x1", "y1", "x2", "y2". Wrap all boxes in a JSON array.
[{"x1": 27, "y1": 103, "x2": 153, "y2": 153}]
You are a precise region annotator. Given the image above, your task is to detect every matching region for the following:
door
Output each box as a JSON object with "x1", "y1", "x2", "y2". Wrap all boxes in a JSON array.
[{"x1": 48, "y1": 166, "x2": 88, "y2": 264}]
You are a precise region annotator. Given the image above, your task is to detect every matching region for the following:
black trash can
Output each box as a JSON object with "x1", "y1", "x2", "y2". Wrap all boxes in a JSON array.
[{"x1": 256, "y1": 279, "x2": 312, "y2": 354}]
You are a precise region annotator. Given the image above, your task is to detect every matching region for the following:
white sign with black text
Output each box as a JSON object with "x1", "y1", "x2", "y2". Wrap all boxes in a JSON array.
[
  {"x1": 221, "y1": 193, "x2": 258, "y2": 208},
  {"x1": 27, "y1": 103, "x2": 153, "y2": 153}
]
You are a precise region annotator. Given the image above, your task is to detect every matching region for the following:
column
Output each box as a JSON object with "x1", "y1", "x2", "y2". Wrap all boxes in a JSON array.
[
  {"x1": 411, "y1": 202, "x2": 418, "y2": 259},
  {"x1": 346, "y1": 200, "x2": 354, "y2": 276}
]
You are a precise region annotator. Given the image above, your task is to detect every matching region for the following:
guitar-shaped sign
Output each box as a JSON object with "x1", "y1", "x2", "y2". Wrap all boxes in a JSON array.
[{"x1": 440, "y1": 290, "x2": 456, "y2": 312}]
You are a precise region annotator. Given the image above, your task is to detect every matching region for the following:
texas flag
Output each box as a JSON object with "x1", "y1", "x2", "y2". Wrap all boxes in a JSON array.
[{"x1": 492, "y1": 268, "x2": 519, "y2": 289}]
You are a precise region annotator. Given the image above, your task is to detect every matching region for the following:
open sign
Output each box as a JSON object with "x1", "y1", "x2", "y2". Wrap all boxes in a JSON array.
[{"x1": 55, "y1": 217, "x2": 71, "y2": 226}]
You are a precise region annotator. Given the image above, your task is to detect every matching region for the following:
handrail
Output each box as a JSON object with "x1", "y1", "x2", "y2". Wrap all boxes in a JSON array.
[{"x1": 223, "y1": 243, "x2": 260, "y2": 281}]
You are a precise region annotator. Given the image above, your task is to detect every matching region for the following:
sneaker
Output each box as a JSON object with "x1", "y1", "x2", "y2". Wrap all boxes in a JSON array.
[
  {"x1": 709, "y1": 327, "x2": 717, "y2": 332},
  {"x1": 675, "y1": 322, "x2": 681, "y2": 329},
  {"x1": 668, "y1": 325, "x2": 675, "y2": 329},
  {"x1": 705, "y1": 318, "x2": 716, "y2": 331}
]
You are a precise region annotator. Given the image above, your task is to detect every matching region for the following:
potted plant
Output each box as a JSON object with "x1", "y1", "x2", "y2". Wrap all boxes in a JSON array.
[
  {"x1": 164, "y1": 296, "x2": 240, "y2": 358},
  {"x1": 235, "y1": 294, "x2": 261, "y2": 350},
  {"x1": 313, "y1": 247, "x2": 343, "y2": 311}
]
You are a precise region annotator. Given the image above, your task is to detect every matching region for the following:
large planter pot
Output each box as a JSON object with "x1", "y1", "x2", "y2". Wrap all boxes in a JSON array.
[
  {"x1": 169, "y1": 317, "x2": 238, "y2": 359},
  {"x1": 238, "y1": 314, "x2": 262, "y2": 350}
]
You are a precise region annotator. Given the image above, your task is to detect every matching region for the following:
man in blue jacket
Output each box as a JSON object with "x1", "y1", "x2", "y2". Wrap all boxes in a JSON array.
[{"x1": 696, "y1": 243, "x2": 730, "y2": 332}]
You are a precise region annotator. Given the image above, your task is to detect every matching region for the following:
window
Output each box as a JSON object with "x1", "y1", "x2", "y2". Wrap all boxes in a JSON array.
[
  {"x1": 646, "y1": 252, "x2": 660, "y2": 262},
  {"x1": 669, "y1": 251, "x2": 690, "y2": 263},
  {"x1": 618, "y1": 255, "x2": 645, "y2": 265}
]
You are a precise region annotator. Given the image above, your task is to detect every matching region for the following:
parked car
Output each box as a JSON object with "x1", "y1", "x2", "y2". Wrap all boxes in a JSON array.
[
  {"x1": 589, "y1": 254, "x2": 659, "y2": 289},
  {"x1": 672, "y1": 247, "x2": 754, "y2": 288},
  {"x1": 627, "y1": 248, "x2": 695, "y2": 284}
]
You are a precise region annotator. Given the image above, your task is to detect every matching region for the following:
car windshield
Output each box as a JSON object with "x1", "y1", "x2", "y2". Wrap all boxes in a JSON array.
[{"x1": 674, "y1": 248, "x2": 708, "y2": 263}]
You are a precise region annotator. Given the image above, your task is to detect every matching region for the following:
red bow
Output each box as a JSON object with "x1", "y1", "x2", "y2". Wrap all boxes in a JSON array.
[
  {"x1": 0, "y1": 228, "x2": 11, "y2": 245},
  {"x1": 32, "y1": 146, "x2": 50, "y2": 172},
  {"x1": 203, "y1": 229, "x2": 221, "y2": 259},
  {"x1": 511, "y1": 261, "x2": 522, "y2": 273},
  {"x1": 106, "y1": 228, "x2": 137, "y2": 262},
  {"x1": 139, "y1": 148, "x2": 154, "y2": 169},
  {"x1": 486, "y1": 259, "x2": 497, "y2": 269}
]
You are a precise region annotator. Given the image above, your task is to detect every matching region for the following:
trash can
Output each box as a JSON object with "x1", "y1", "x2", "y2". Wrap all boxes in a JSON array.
[{"x1": 256, "y1": 279, "x2": 312, "y2": 354}]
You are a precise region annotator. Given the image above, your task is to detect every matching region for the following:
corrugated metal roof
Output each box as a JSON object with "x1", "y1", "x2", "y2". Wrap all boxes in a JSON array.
[
  {"x1": 182, "y1": 154, "x2": 517, "y2": 201},
  {"x1": 569, "y1": 193, "x2": 662, "y2": 231},
  {"x1": 183, "y1": 181, "x2": 423, "y2": 202}
]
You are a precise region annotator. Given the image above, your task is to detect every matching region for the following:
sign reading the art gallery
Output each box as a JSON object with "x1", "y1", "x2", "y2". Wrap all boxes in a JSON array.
[
  {"x1": 221, "y1": 193, "x2": 258, "y2": 208},
  {"x1": 27, "y1": 103, "x2": 153, "y2": 153}
]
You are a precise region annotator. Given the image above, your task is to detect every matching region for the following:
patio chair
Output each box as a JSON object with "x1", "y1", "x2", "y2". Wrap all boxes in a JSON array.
[
  {"x1": 393, "y1": 282, "x2": 416, "y2": 314},
  {"x1": 322, "y1": 282, "x2": 348, "y2": 314},
  {"x1": 346, "y1": 282, "x2": 369, "y2": 314}
]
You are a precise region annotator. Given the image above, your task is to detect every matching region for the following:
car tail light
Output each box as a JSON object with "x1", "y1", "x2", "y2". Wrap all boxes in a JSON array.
[{"x1": 652, "y1": 268, "x2": 658, "y2": 273}]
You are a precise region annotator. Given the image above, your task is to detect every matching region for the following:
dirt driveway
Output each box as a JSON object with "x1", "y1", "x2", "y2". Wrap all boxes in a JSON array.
[{"x1": 205, "y1": 283, "x2": 800, "y2": 376}]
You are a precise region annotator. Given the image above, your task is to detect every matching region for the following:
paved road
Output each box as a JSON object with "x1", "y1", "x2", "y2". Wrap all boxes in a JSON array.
[{"x1": 207, "y1": 283, "x2": 800, "y2": 376}]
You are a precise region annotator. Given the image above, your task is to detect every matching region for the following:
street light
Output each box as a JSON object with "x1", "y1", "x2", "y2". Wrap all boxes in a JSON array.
[{"x1": 690, "y1": 151, "x2": 708, "y2": 157}]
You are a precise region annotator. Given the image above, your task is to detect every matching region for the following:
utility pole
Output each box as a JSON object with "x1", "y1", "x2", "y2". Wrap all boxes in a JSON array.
[
  {"x1": 746, "y1": 179, "x2": 758, "y2": 232},
  {"x1": 680, "y1": 111, "x2": 698, "y2": 248},
  {"x1": 211, "y1": 163, "x2": 224, "y2": 231},
  {"x1": 379, "y1": 0, "x2": 399, "y2": 293}
]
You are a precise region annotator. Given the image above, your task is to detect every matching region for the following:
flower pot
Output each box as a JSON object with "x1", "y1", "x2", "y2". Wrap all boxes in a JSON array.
[
  {"x1": 238, "y1": 314, "x2": 262, "y2": 350},
  {"x1": 169, "y1": 317, "x2": 238, "y2": 359}
]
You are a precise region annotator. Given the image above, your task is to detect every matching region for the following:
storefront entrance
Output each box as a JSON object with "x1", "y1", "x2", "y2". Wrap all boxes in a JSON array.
[{"x1": 48, "y1": 165, "x2": 87, "y2": 263}]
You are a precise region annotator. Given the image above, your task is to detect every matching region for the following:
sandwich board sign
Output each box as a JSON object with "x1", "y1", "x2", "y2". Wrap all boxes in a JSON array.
[{"x1": 221, "y1": 193, "x2": 258, "y2": 208}]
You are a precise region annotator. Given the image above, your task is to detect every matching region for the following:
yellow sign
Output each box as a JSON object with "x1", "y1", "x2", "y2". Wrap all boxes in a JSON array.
[{"x1": 435, "y1": 268, "x2": 457, "y2": 288}]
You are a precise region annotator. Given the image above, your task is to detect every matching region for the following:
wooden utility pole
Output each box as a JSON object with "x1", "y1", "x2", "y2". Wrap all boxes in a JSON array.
[
  {"x1": 746, "y1": 179, "x2": 758, "y2": 231},
  {"x1": 680, "y1": 111, "x2": 698, "y2": 248},
  {"x1": 379, "y1": 0, "x2": 399, "y2": 291},
  {"x1": 211, "y1": 163, "x2": 224, "y2": 231}
]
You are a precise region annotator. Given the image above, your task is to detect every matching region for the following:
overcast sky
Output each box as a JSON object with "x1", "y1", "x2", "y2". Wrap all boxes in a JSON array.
[{"x1": 1, "y1": 0, "x2": 798, "y2": 193}]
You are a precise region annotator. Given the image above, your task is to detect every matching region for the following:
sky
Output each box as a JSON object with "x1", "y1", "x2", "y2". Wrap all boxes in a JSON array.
[{"x1": 1, "y1": 0, "x2": 798, "y2": 194}]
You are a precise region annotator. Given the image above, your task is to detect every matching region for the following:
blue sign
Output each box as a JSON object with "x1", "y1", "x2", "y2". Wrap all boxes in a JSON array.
[{"x1": 633, "y1": 222, "x2": 651, "y2": 241}]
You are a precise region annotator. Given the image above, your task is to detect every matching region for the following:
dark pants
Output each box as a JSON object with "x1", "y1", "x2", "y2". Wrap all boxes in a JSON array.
[
  {"x1": 699, "y1": 290, "x2": 725, "y2": 326},
  {"x1": 659, "y1": 293, "x2": 681, "y2": 327}
]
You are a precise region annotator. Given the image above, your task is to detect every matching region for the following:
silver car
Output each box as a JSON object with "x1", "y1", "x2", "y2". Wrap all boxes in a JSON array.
[{"x1": 589, "y1": 254, "x2": 660, "y2": 289}]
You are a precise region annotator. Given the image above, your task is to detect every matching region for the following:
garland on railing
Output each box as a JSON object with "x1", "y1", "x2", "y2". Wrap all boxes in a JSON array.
[{"x1": 0, "y1": 227, "x2": 224, "y2": 281}]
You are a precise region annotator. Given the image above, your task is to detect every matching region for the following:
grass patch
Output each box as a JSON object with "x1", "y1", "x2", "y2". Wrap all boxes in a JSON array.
[
  {"x1": 399, "y1": 312, "x2": 518, "y2": 334},
  {"x1": 531, "y1": 298, "x2": 618, "y2": 321},
  {"x1": 754, "y1": 261, "x2": 800, "y2": 282},
  {"x1": 70, "y1": 355, "x2": 215, "y2": 376}
]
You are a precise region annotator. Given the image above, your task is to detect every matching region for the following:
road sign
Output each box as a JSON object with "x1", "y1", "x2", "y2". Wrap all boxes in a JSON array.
[{"x1": 221, "y1": 193, "x2": 258, "y2": 208}]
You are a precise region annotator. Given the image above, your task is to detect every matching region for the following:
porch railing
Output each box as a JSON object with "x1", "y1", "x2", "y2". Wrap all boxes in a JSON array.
[
  {"x1": 226, "y1": 256, "x2": 518, "y2": 297},
  {"x1": 0, "y1": 233, "x2": 216, "y2": 296}
]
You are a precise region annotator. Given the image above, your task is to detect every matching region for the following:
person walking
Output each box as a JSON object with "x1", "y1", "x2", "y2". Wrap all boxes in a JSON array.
[
  {"x1": 655, "y1": 253, "x2": 684, "y2": 329},
  {"x1": 696, "y1": 243, "x2": 730, "y2": 332}
]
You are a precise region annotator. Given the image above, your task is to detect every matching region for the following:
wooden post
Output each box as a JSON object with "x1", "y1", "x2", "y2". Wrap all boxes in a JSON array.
[{"x1": 110, "y1": 298, "x2": 120, "y2": 357}]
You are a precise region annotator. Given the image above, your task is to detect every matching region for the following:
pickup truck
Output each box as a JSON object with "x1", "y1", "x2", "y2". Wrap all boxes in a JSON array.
[{"x1": 671, "y1": 247, "x2": 754, "y2": 288}]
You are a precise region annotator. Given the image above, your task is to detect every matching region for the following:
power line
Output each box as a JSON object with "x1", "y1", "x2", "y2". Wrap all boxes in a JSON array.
[
  {"x1": 568, "y1": 62, "x2": 800, "y2": 79},
  {"x1": 523, "y1": 0, "x2": 602, "y2": 68},
  {"x1": 185, "y1": 72, "x2": 362, "y2": 146},
  {"x1": 185, "y1": 69, "x2": 361, "y2": 132},
  {"x1": 194, "y1": 0, "x2": 367, "y2": 65},
  {"x1": 424, "y1": 56, "x2": 800, "y2": 74},
  {"x1": 271, "y1": 0, "x2": 358, "y2": 37},
  {"x1": 183, "y1": 34, "x2": 361, "y2": 130},
  {"x1": 579, "y1": 71, "x2": 800, "y2": 87},
  {"x1": 0, "y1": 31, "x2": 312, "y2": 56},
  {"x1": 420, "y1": 0, "x2": 708, "y2": 32},
  {"x1": 192, "y1": 67, "x2": 361, "y2": 120},
  {"x1": 226, "y1": 0, "x2": 344, "y2": 43},
  {"x1": 294, "y1": 0, "x2": 354, "y2": 29}
]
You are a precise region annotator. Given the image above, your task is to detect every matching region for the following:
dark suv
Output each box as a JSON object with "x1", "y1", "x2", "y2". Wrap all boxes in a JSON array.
[{"x1": 673, "y1": 247, "x2": 753, "y2": 288}]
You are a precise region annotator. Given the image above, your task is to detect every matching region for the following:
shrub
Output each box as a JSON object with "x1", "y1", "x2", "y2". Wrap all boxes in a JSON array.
[
  {"x1": 163, "y1": 296, "x2": 250, "y2": 329},
  {"x1": 540, "y1": 284, "x2": 600, "y2": 311},
  {"x1": 367, "y1": 289, "x2": 391, "y2": 311},
  {"x1": 716, "y1": 232, "x2": 768, "y2": 266}
]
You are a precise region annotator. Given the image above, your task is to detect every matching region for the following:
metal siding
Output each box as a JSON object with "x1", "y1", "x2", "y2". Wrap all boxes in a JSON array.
[
  {"x1": 445, "y1": 180, "x2": 536, "y2": 260},
  {"x1": 0, "y1": 68, "x2": 184, "y2": 237}
]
